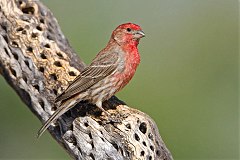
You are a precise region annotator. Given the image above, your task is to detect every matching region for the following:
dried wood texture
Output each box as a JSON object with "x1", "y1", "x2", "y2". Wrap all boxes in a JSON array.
[{"x1": 0, "y1": 0, "x2": 173, "y2": 159}]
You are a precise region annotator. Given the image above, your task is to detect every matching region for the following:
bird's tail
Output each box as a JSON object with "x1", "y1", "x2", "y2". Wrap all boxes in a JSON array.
[{"x1": 37, "y1": 98, "x2": 80, "y2": 138}]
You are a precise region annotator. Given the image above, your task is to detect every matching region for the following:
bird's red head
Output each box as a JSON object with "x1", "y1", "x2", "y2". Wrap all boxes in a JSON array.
[{"x1": 111, "y1": 23, "x2": 145, "y2": 46}]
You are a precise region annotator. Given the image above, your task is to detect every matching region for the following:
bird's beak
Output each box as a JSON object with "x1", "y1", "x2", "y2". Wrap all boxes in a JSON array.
[
  {"x1": 137, "y1": 30, "x2": 145, "y2": 37},
  {"x1": 134, "y1": 30, "x2": 145, "y2": 39}
]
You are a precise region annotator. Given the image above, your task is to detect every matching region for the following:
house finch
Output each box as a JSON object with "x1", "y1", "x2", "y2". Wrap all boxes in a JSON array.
[{"x1": 37, "y1": 23, "x2": 145, "y2": 137}]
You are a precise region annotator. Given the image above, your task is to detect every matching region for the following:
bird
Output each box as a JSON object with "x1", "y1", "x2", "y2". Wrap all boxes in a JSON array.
[{"x1": 37, "y1": 23, "x2": 145, "y2": 138}]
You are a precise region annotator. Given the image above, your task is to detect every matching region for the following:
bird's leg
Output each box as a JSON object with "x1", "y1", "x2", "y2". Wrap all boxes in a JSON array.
[
  {"x1": 95, "y1": 101, "x2": 123, "y2": 125},
  {"x1": 96, "y1": 101, "x2": 110, "y2": 116}
]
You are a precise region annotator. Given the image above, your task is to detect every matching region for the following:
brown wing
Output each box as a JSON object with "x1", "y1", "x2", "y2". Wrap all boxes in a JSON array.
[{"x1": 55, "y1": 52, "x2": 119, "y2": 102}]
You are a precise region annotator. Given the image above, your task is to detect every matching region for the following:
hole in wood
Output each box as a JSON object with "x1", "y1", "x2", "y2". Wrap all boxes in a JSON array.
[
  {"x1": 112, "y1": 142, "x2": 119, "y2": 151},
  {"x1": 148, "y1": 133, "x2": 153, "y2": 141},
  {"x1": 24, "y1": 60, "x2": 30, "y2": 68},
  {"x1": 72, "y1": 137, "x2": 77, "y2": 145},
  {"x1": 126, "y1": 150, "x2": 130, "y2": 157},
  {"x1": 22, "y1": 6, "x2": 35, "y2": 14},
  {"x1": 84, "y1": 122, "x2": 89, "y2": 127},
  {"x1": 88, "y1": 132, "x2": 92, "y2": 139},
  {"x1": 149, "y1": 156, "x2": 152, "y2": 160},
  {"x1": 77, "y1": 147, "x2": 82, "y2": 155},
  {"x1": 119, "y1": 148, "x2": 124, "y2": 156},
  {"x1": 39, "y1": 67, "x2": 44, "y2": 73},
  {"x1": 142, "y1": 141, "x2": 146, "y2": 146},
  {"x1": 53, "y1": 89, "x2": 57, "y2": 95},
  {"x1": 40, "y1": 18, "x2": 44, "y2": 24},
  {"x1": 57, "y1": 33, "x2": 63, "y2": 41},
  {"x1": 22, "y1": 30, "x2": 26, "y2": 34},
  {"x1": 139, "y1": 122, "x2": 147, "y2": 134},
  {"x1": 89, "y1": 153, "x2": 95, "y2": 160},
  {"x1": 12, "y1": 41, "x2": 18, "y2": 47},
  {"x1": 47, "y1": 34, "x2": 53, "y2": 40},
  {"x1": 4, "y1": 47, "x2": 9, "y2": 56},
  {"x1": 50, "y1": 73, "x2": 57, "y2": 81},
  {"x1": 150, "y1": 145, "x2": 154, "y2": 151},
  {"x1": 39, "y1": 99, "x2": 44, "y2": 109},
  {"x1": 20, "y1": 89, "x2": 31, "y2": 106},
  {"x1": 90, "y1": 141, "x2": 94, "y2": 149},
  {"x1": 134, "y1": 133, "x2": 140, "y2": 141},
  {"x1": 12, "y1": 52, "x2": 18, "y2": 60},
  {"x1": 9, "y1": 67, "x2": 16, "y2": 77},
  {"x1": 31, "y1": 32, "x2": 38, "y2": 38},
  {"x1": 36, "y1": 25, "x2": 42, "y2": 31},
  {"x1": 22, "y1": 75, "x2": 27, "y2": 83},
  {"x1": 3, "y1": 35, "x2": 8, "y2": 43},
  {"x1": 16, "y1": 27, "x2": 24, "y2": 32},
  {"x1": 51, "y1": 106, "x2": 57, "y2": 111},
  {"x1": 126, "y1": 123, "x2": 131, "y2": 129},
  {"x1": 33, "y1": 84, "x2": 40, "y2": 92},
  {"x1": 48, "y1": 28, "x2": 53, "y2": 33},
  {"x1": 101, "y1": 137, "x2": 105, "y2": 142},
  {"x1": 48, "y1": 22, "x2": 53, "y2": 28},
  {"x1": 68, "y1": 71, "x2": 76, "y2": 76},
  {"x1": 53, "y1": 61, "x2": 62, "y2": 67},
  {"x1": 40, "y1": 53, "x2": 47, "y2": 59},
  {"x1": 140, "y1": 151, "x2": 145, "y2": 156},
  {"x1": 56, "y1": 52, "x2": 63, "y2": 58},
  {"x1": 1, "y1": 24, "x2": 7, "y2": 32},
  {"x1": 44, "y1": 44, "x2": 50, "y2": 48},
  {"x1": 156, "y1": 150, "x2": 161, "y2": 156},
  {"x1": 161, "y1": 146, "x2": 165, "y2": 150},
  {"x1": 27, "y1": 46, "x2": 33, "y2": 52}
]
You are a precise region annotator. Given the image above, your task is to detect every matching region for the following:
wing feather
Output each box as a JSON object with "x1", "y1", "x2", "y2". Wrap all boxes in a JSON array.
[{"x1": 55, "y1": 52, "x2": 119, "y2": 102}]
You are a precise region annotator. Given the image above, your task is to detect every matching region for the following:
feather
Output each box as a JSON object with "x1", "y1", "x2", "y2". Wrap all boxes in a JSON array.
[
  {"x1": 37, "y1": 99, "x2": 79, "y2": 138},
  {"x1": 55, "y1": 52, "x2": 119, "y2": 103}
]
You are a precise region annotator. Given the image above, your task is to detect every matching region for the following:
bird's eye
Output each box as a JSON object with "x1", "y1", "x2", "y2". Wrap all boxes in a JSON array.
[{"x1": 126, "y1": 28, "x2": 131, "y2": 32}]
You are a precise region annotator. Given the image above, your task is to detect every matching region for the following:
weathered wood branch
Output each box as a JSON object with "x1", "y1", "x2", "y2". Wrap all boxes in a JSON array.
[{"x1": 0, "y1": 0, "x2": 173, "y2": 159}]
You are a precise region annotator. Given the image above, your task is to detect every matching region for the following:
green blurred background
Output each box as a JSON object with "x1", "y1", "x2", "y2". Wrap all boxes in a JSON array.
[{"x1": 0, "y1": 0, "x2": 238, "y2": 159}]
